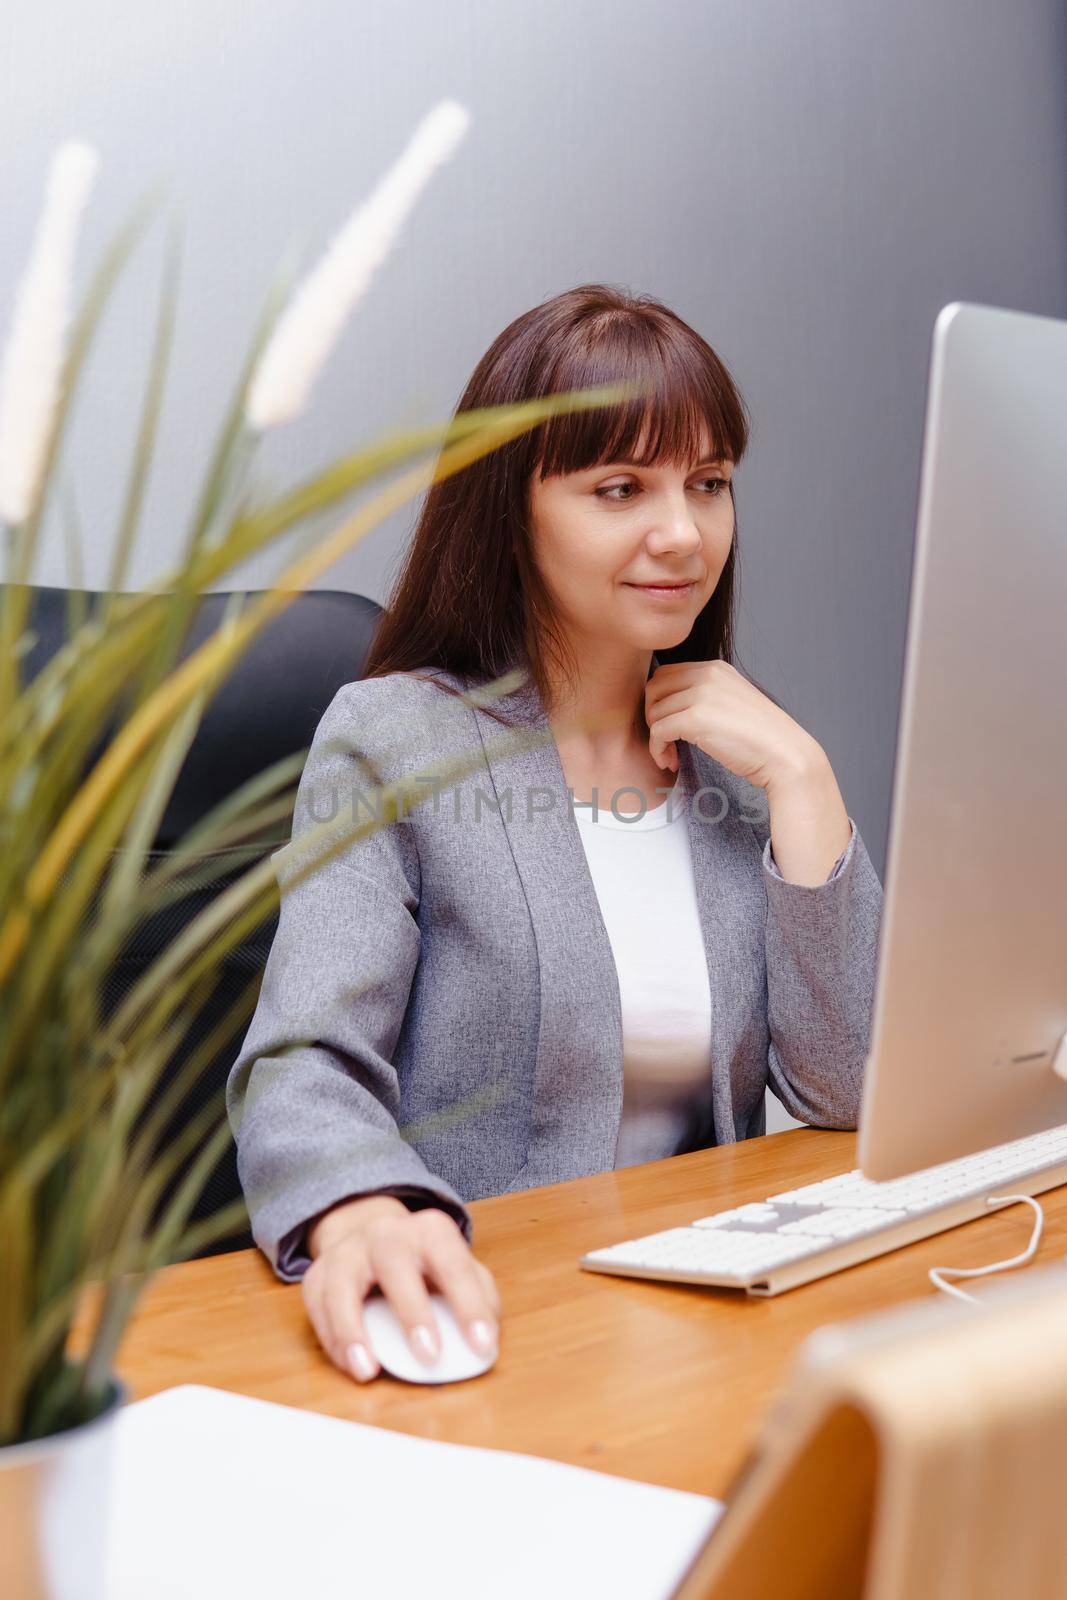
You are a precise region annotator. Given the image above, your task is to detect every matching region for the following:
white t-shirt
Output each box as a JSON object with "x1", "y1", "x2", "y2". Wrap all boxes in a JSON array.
[{"x1": 572, "y1": 780, "x2": 714, "y2": 1168}]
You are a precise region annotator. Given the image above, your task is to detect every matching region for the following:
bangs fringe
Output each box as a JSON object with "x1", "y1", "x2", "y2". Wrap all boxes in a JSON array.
[{"x1": 531, "y1": 301, "x2": 748, "y2": 480}]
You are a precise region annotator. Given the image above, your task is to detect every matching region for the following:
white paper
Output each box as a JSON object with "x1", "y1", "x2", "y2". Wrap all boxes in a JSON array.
[{"x1": 104, "y1": 1384, "x2": 723, "y2": 1599}]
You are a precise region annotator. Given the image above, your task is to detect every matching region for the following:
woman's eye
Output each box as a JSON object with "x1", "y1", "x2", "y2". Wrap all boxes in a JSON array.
[{"x1": 594, "y1": 478, "x2": 727, "y2": 502}]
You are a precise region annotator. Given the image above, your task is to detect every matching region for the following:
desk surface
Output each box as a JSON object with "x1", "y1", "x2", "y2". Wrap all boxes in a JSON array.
[{"x1": 106, "y1": 1128, "x2": 1067, "y2": 1499}]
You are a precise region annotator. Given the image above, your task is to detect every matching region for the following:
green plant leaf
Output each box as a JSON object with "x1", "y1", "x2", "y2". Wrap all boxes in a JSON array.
[{"x1": 0, "y1": 178, "x2": 649, "y2": 1441}]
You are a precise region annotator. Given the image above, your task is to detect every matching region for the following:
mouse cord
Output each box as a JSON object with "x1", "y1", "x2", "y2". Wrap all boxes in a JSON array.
[{"x1": 928, "y1": 1194, "x2": 1045, "y2": 1304}]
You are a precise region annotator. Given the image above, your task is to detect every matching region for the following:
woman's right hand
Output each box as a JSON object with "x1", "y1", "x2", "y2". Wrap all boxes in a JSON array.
[{"x1": 301, "y1": 1193, "x2": 501, "y2": 1383}]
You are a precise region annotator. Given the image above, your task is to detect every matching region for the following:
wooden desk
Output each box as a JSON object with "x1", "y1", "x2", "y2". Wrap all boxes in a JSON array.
[{"x1": 108, "y1": 1128, "x2": 1067, "y2": 1500}]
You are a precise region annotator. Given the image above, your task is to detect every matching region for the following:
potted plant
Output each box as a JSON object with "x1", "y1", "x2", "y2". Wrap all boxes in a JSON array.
[{"x1": 0, "y1": 116, "x2": 639, "y2": 1596}]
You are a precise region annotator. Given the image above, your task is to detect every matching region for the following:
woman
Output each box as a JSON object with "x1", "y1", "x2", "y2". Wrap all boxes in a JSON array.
[{"x1": 226, "y1": 283, "x2": 883, "y2": 1385}]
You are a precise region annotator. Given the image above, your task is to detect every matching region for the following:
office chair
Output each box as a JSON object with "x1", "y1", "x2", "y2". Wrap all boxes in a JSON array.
[{"x1": 13, "y1": 583, "x2": 384, "y2": 1256}]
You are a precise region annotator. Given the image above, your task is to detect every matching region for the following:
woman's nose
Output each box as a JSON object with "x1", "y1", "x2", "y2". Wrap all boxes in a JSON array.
[{"x1": 646, "y1": 507, "x2": 704, "y2": 551}]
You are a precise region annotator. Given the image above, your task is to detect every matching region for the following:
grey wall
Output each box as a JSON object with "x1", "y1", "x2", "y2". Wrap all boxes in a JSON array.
[{"x1": 3, "y1": 0, "x2": 1065, "y2": 893}]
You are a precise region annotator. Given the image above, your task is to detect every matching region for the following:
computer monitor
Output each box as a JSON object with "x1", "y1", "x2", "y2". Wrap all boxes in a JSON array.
[{"x1": 857, "y1": 300, "x2": 1067, "y2": 1182}]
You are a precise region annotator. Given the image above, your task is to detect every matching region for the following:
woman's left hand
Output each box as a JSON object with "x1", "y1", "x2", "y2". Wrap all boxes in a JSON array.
[
  {"x1": 645, "y1": 660, "x2": 854, "y2": 886},
  {"x1": 644, "y1": 659, "x2": 825, "y2": 790}
]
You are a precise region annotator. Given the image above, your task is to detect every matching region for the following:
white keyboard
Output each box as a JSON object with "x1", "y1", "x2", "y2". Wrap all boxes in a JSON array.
[{"x1": 580, "y1": 1124, "x2": 1067, "y2": 1296}]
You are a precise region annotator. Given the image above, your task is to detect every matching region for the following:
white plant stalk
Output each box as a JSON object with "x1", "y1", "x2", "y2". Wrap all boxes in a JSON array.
[
  {"x1": 0, "y1": 139, "x2": 101, "y2": 526},
  {"x1": 245, "y1": 99, "x2": 470, "y2": 431}
]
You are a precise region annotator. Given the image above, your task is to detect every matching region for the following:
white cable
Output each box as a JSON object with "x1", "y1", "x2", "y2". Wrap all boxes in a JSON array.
[{"x1": 929, "y1": 1194, "x2": 1045, "y2": 1303}]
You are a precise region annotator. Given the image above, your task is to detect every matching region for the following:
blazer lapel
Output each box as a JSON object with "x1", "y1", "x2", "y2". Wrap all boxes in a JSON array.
[
  {"x1": 469, "y1": 673, "x2": 624, "y2": 1184},
  {"x1": 678, "y1": 736, "x2": 769, "y2": 1144}
]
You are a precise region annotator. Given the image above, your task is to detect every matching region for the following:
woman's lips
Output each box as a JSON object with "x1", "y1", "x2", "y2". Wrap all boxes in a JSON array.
[{"x1": 625, "y1": 581, "x2": 696, "y2": 599}]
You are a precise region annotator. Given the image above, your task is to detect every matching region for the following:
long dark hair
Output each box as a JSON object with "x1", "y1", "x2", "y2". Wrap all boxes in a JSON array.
[{"x1": 361, "y1": 283, "x2": 755, "y2": 726}]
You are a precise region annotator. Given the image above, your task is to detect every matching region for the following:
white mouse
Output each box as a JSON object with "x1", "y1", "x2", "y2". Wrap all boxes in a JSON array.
[{"x1": 361, "y1": 1292, "x2": 498, "y2": 1384}]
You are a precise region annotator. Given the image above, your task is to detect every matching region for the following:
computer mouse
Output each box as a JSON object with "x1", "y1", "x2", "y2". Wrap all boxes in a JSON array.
[{"x1": 361, "y1": 1292, "x2": 498, "y2": 1384}]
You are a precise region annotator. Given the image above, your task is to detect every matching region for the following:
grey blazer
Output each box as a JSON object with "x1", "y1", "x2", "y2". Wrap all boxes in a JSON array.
[{"x1": 226, "y1": 657, "x2": 884, "y2": 1282}]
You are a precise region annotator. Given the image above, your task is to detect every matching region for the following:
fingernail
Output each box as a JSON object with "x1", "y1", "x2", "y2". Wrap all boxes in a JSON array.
[
  {"x1": 347, "y1": 1341, "x2": 376, "y2": 1382},
  {"x1": 468, "y1": 1320, "x2": 497, "y2": 1355},
  {"x1": 411, "y1": 1324, "x2": 439, "y2": 1365}
]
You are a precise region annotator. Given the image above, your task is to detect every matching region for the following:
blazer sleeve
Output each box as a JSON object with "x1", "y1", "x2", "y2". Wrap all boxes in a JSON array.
[
  {"x1": 744, "y1": 803, "x2": 884, "y2": 1129},
  {"x1": 226, "y1": 679, "x2": 474, "y2": 1284}
]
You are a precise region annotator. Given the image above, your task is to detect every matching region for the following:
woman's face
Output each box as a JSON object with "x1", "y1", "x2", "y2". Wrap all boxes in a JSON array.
[{"x1": 526, "y1": 428, "x2": 735, "y2": 659}]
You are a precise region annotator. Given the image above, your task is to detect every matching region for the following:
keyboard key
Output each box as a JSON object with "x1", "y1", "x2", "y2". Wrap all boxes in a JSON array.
[
  {"x1": 690, "y1": 1203, "x2": 784, "y2": 1228},
  {"x1": 776, "y1": 1207, "x2": 907, "y2": 1239},
  {"x1": 586, "y1": 1228, "x2": 826, "y2": 1275}
]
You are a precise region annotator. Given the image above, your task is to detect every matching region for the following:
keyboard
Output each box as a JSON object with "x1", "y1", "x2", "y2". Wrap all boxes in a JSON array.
[{"x1": 580, "y1": 1124, "x2": 1067, "y2": 1296}]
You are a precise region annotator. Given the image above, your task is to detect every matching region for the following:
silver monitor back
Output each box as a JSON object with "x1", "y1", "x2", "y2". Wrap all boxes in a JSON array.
[{"x1": 857, "y1": 300, "x2": 1067, "y2": 1181}]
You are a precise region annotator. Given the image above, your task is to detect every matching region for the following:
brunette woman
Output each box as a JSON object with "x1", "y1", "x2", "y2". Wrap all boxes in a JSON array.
[{"x1": 227, "y1": 284, "x2": 883, "y2": 1383}]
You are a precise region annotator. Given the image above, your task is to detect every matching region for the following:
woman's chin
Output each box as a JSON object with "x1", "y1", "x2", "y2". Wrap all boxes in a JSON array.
[{"x1": 645, "y1": 621, "x2": 696, "y2": 650}]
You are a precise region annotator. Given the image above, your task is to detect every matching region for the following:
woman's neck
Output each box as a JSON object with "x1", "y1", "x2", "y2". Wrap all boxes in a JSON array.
[
  {"x1": 541, "y1": 652, "x2": 655, "y2": 751},
  {"x1": 534, "y1": 648, "x2": 679, "y2": 811}
]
